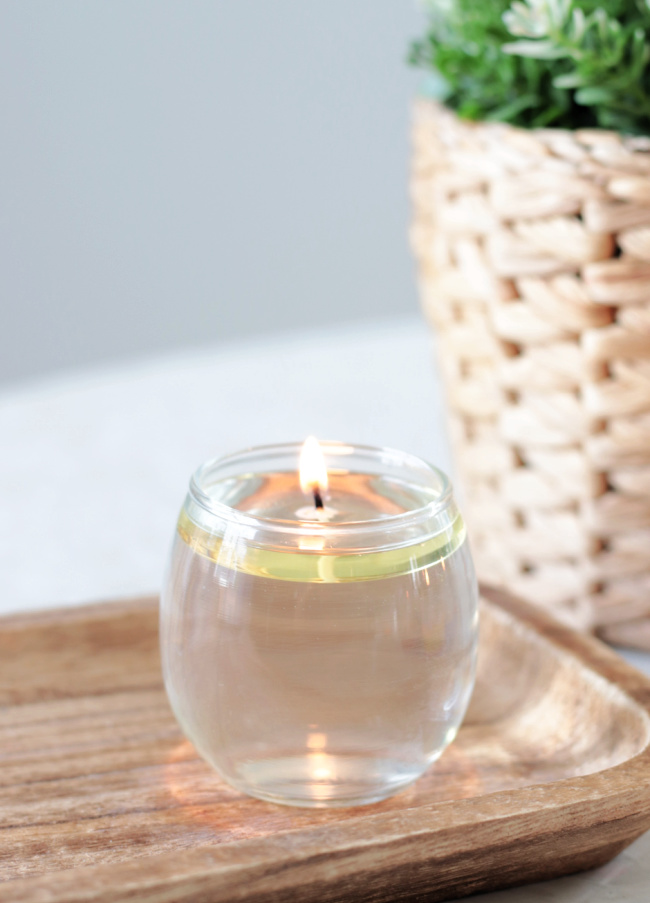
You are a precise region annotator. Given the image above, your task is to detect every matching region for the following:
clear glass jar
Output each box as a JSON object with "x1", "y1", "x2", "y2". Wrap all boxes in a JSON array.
[{"x1": 160, "y1": 442, "x2": 478, "y2": 807}]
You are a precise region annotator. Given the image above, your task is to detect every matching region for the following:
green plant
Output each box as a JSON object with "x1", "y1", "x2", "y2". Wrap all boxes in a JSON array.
[{"x1": 409, "y1": 0, "x2": 650, "y2": 133}]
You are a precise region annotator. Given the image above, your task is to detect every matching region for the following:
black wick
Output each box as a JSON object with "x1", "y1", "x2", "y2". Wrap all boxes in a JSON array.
[{"x1": 313, "y1": 487, "x2": 324, "y2": 510}]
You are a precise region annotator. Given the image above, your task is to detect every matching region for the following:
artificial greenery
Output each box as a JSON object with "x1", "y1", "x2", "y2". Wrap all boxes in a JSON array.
[{"x1": 409, "y1": 0, "x2": 650, "y2": 133}]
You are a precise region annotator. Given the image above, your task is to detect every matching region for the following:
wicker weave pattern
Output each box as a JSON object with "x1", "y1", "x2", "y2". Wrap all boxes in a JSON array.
[{"x1": 411, "y1": 101, "x2": 650, "y2": 635}]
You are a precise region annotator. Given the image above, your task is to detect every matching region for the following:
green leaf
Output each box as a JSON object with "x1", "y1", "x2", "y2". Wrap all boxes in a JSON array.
[
  {"x1": 575, "y1": 86, "x2": 615, "y2": 105},
  {"x1": 502, "y1": 39, "x2": 569, "y2": 59},
  {"x1": 485, "y1": 93, "x2": 540, "y2": 120},
  {"x1": 570, "y1": 8, "x2": 587, "y2": 42},
  {"x1": 553, "y1": 71, "x2": 584, "y2": 88}
]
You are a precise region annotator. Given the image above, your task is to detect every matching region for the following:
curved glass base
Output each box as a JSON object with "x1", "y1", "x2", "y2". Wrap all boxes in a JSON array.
[{"x1": 225, "y1": 754, "x2": 437, "y2": 808}]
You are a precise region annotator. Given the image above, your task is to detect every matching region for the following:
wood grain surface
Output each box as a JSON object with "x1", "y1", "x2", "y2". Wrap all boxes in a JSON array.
[{"x1": 2, "y1": 587, "x2": 650, "y2": 902}]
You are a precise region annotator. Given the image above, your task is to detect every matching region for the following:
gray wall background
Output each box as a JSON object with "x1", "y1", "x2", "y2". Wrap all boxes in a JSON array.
[{"x1": 0, "y1": 2, "x2": 423, "y2": 388}]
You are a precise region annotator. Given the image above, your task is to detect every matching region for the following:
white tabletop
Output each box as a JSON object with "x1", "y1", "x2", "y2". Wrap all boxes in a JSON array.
[{"x1": 1, "y1": 315, "x2": 649, "y2": 901}]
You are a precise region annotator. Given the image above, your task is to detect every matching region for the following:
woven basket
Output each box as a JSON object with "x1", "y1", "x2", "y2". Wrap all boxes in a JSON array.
[{"x1": 411, "y1": 100, "x2": 650, "y2": 647}]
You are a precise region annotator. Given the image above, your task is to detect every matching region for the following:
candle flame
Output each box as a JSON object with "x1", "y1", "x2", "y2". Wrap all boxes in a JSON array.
[{"x1": 299, "y1": 436, "x2": 328, "y2": 496}]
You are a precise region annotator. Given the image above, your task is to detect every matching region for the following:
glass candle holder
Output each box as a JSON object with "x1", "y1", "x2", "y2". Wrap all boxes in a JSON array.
[{"x1": 160, "y1": 441, "x2": 478, "y2": 808}]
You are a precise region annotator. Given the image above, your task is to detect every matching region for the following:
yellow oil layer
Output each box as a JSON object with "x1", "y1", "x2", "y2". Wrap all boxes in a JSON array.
[{"x1": 177, "y1": 508, "x2": 467, "y2": 583}]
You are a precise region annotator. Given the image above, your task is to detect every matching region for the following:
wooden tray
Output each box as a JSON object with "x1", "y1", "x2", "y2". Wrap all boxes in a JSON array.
[{"x1": 2, "y1": 588, "x2": 650, "y2": 903}]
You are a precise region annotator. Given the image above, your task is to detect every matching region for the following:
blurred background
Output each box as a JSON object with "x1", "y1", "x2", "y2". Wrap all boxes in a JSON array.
[{"x1": 0, "y1": 0, "x2": 422, "y2": 388}]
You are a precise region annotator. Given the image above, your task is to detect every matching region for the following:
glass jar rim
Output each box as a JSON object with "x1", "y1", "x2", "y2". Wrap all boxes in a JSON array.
[{"x1": 188, "y1": 441, "x2": 454, "y2": 539}]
